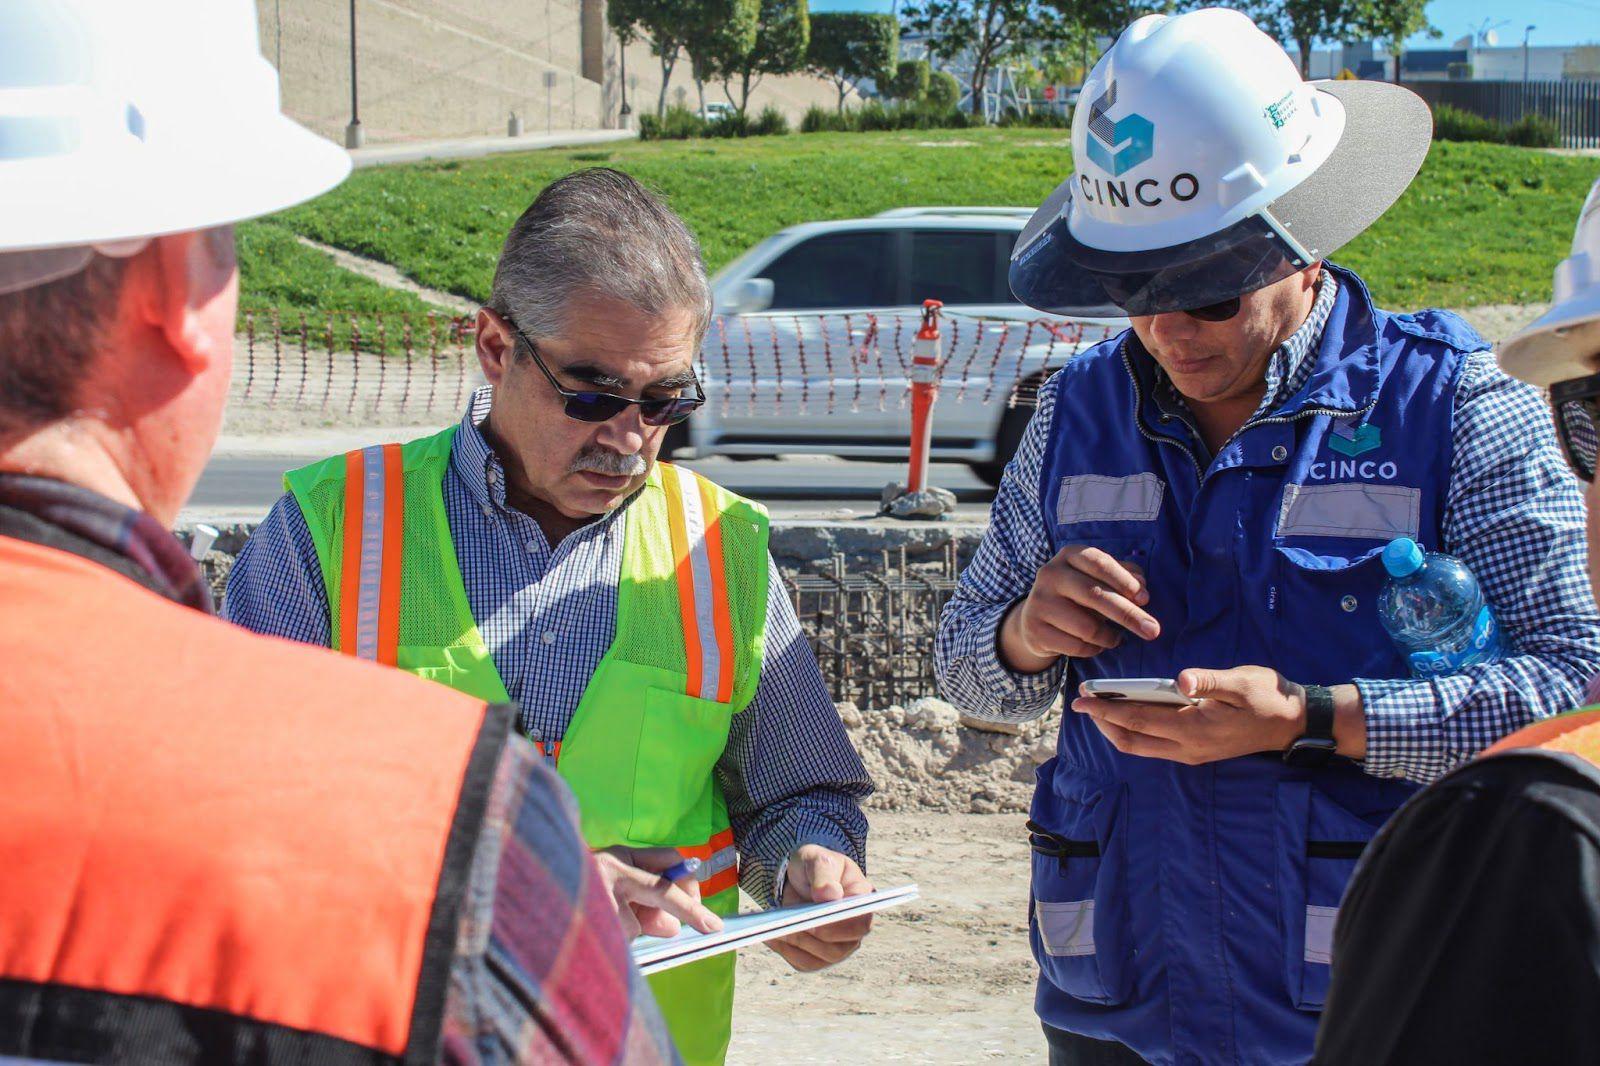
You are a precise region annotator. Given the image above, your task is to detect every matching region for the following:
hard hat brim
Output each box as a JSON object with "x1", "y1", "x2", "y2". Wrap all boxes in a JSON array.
[
  {"x1": 1010, "y1": 79, "x2": 1433, "y2": 317},
  {"x1": 0, "y1": 114, "x2": 352, "y2": 254},
  {"x1": 1499, "y1": 293, "x2": 1600, "y2": 388}
]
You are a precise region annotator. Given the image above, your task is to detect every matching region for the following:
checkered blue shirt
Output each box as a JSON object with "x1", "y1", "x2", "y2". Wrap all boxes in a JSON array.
[
  {"x1": 224, "y1": 391, "x2": 871, "y2": 904},
  {"x1": 936, "y1": 272, "x2": 1600, "y2": 783}
]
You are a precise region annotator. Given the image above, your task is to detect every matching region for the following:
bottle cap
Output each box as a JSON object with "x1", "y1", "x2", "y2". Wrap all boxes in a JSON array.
[{"x1": 1382, "y1": 537, "x2": 1425, "y2": 578}]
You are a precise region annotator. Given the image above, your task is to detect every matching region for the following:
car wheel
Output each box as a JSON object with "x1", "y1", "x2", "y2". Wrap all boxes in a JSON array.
[{"x1": 970, "y1": 393, "x2": 1035, "y2": 488}]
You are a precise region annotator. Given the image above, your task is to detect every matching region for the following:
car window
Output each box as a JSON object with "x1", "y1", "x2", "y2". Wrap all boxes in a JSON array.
[
  {"x1": 909, "y1": 229, "x2": 1004, "y2": 305},
  {"x1": 760, "y1": 231, "x2": 896, "y2": 310}
]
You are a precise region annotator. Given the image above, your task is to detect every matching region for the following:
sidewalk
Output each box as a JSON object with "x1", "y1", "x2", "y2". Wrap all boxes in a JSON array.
[{"x1": 350, "y1": 128, "x2": 636, "y2": 169}]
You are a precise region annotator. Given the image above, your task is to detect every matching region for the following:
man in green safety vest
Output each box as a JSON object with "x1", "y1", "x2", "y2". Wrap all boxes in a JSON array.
[{"x1": 225, "y1": 168, "x2": 877, "y2": 1066}]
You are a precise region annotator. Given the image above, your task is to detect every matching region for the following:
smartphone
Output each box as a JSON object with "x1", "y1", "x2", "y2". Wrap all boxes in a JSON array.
[{"x1": 1080, "y1": 678, "x2": 1197, "y2": 706}]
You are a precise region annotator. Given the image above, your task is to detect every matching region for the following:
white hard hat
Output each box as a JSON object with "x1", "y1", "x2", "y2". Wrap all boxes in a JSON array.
[
  {"x1": 1500, "y1": 177, "x2": 1600, "y2": 388},
  {"x1": 0, "y1": 0, "x2": 350, "y2": 292},
  {"x1": 1010, "y1": 8, "x2": 1433, "y2": 317}
]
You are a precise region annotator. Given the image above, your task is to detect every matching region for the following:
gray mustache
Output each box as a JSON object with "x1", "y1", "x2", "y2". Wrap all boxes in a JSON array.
[{"x1": 571, "y1": 448, "x2": 648, "y2": 477}]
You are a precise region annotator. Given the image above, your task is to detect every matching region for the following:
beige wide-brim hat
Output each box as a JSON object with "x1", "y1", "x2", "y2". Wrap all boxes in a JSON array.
[{"x1": 1500, "y1": 176, "x2": 1600, "y2": 388}]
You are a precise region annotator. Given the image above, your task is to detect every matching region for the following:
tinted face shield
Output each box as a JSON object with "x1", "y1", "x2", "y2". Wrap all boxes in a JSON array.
[{"x1": 1009, "y1": 181, "x2": 1316, "y2": 318}]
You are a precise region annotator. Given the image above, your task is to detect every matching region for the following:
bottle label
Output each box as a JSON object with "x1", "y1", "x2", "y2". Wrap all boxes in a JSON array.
[{"x1": 1408, "y1": 605, "x2": 1502, "y2": 678}]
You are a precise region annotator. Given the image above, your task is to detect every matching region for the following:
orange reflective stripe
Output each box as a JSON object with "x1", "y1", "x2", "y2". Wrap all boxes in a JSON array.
[
  {"x1": 376, "y1": 444, "x2": 404, "y2": 667},
  {"x1": 337, "y1": 448, "x2": 365, "y2": 656},
  {"x1": 696, "y1": 475, "x2": 736, "y2": 704},
  {"x1": 339, "y1": 444, "x2": 404, "y2": 664},
  {"x1": 678, "y1": 827, "x2": 738, "y2": 896},
  {"x1": 661, "y1": 463, "x2": 707, "y2": 700},
  {"x1": 701, "y1": 863, "x2": 739, "y2": 897}
]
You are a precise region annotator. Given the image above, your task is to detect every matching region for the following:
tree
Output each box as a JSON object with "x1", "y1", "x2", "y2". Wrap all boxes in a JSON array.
[
  {"x1": 706, "y1": 0, "x2": 811, "y2": 116},
  {"x1": 902, "y1": 0, "x2": 1070, "y2": 116},
  {"x1": 891, "y1": 58, "x2": 931, "y2": 101},
  {"x1": 609, "y1": 0, "x2": 692, "y2": 118},
  {"x1": 806, "y1": 12, "x2": 899, "y2": 112},
  {"x1": 1245, "y1": 0, "x2": 1349, "y2": 77},
  {"x1": 927, "y1": 67, "x2": 962, "y2": 109},
  {"x1": 1349, "y1": 0, "x2": 1437, "y2": 83},
  {"x1": 680, "y1": 0, "x2": 759, "y2": 114}
]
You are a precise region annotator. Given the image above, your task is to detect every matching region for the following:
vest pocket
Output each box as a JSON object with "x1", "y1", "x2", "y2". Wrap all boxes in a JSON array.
[
  {"x1": 1027, "y1": 771, "x2": 1131, "y2": 1005},
  {"x1": 1273, "y1": 781, "x2": 1380, "y2": 1011},
  {"x1": 628, "y1": 688, "x2": 734, "y2": 845},
  {"x1": 396, "y1": 644, "x2": 508, "y2": 704}
]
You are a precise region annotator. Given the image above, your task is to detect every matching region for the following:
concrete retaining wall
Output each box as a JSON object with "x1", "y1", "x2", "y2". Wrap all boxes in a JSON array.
[
  {"x1": 180, "y1": 516, "x2": 987, "y2": 597},
  {"x1": 260, "y1": 0, "x2": 844, "y2": 142}
]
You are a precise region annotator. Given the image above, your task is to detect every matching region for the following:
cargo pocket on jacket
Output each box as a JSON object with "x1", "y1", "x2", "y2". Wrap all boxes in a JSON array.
[
  {"x1": 1027, "y1": 770, "x2": 1131, "y2": 1005},
  {"x1": 628, "y1": 688, "x2": 733, "y2": 845},
  {"x1": 1274, "y1": 781, "x2": 1378, "y2": 1011}
]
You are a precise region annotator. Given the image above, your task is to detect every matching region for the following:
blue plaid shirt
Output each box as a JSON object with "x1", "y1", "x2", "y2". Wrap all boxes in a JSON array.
[
  {"x1": 224, "y1": 390, "x2": 871, "y2": 905},
  {"x1": 937, "y1": 272, "x2": 1600, "y2": 783}
]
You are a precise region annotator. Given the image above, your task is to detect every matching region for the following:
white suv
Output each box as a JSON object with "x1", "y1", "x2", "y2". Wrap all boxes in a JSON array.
[{"x1": 681, "y1": 208, "x2": 1123, "y2": 485}]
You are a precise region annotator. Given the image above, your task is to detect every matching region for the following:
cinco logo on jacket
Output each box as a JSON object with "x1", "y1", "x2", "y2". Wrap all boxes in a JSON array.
[
  {"x1": 1327, "y1": 419, "x2": 1381, "y2": 457},
  {"x1": 1308, "y1": 418, "x2": 1397, "y2": 481}
]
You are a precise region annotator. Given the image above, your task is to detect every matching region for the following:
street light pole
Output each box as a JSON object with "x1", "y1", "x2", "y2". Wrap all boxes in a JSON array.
[
  {"x1": 619, "y1": 42, "x2": 631, "y2": 130},
  {"x1": 344, "y1": 0, "x2": 364, "y2": 148},
  {"x1": 1523, "y1": 24, "x2": 1536, "y2": 85}
]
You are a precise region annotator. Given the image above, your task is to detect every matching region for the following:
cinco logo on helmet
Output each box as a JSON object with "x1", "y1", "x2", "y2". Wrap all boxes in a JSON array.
[
  {"x1": 1084, "y1": 82, "x2": 1154, "y2": 177},
  {"x1": 1078, "y1": 80, "x2": 1201, "y2": 211}
]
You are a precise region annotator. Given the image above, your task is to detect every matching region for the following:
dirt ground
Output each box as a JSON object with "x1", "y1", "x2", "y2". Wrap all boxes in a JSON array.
[{"x1": 730, "y1": 812, "x2": 1044, "y2": 1064}]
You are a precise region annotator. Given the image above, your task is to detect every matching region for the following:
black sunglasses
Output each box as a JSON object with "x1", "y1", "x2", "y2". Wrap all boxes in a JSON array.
[
  {"x1": 1551, "y1": 371, "x2": 1600, "y2": 482},
  {"x1": 1182, "y1": 297, "x2": 1242, "y2": 323},
  {"x1": 505, "y1": 318, "x2": 705, "y2": 427}
]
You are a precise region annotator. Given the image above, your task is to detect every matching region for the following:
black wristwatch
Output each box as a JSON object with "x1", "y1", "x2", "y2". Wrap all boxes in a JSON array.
[{"x1": 1284, "y1": 684, "x2": 1338, "y2": 768}]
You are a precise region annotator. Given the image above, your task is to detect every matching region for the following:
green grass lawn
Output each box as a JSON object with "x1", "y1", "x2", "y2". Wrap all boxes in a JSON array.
[{"x1": 240, "y1": 128, "x2": 1595, "y2": 324}]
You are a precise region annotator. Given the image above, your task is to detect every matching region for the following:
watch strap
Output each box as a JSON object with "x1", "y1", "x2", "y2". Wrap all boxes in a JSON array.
[{"x1": 1303, "y1": 684, "x2": 1335, "y2": 742}]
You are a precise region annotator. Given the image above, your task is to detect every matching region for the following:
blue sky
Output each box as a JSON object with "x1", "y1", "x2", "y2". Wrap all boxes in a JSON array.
[{"x1": 807, "y1": 0, "x2": 1600, "y2": 47}]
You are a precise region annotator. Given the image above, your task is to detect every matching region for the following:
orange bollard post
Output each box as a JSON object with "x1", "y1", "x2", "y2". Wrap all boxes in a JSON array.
[{"x1": 906, "y1": 299, "x2": 943, "y2": 495}]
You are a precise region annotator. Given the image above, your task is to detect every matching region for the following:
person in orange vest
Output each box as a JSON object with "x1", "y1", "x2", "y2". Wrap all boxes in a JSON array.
[
  {"x1": 0, "y1": 3, "x2": 688, "y2": 1063},
  {"x1": 222, "y1": 165, "x2": 878, "y2": 1066},
  {"x1": 1313, "y1": 178, "x2": 1600, "y2": 1065}
]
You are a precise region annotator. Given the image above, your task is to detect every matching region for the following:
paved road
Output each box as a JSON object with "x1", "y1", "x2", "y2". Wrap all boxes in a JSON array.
[{"x1": 188, "y1": 453, "x2": 997, "y2": 523}]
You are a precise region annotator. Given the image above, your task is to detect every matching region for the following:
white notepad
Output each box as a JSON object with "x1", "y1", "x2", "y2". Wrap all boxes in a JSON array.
[{"x1": 631, "y1": 883, "x2": 920, "y2": 975}]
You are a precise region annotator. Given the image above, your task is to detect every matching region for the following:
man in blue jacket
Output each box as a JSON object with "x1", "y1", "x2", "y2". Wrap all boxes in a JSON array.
[{"x1": 936, "y1": 8, "x2": 1600, "y2": 1064}]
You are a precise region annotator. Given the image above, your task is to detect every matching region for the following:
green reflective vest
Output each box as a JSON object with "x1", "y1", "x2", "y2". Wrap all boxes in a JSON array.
[{"x1": 284, "y1": 425, "x2": 771, "y2": 1066}]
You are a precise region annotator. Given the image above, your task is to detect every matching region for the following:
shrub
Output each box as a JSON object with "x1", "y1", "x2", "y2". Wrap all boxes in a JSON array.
[
  {"x1": 1432, "y1": 104, "x2": 1505, "y2": 144},
  {"x1": 856, "y1": 100, "x2": 896, "y2": 131},
  {"x1": 801, "y1": 104, "x2": 851, "y2": 132},
  {"x1": 753, "y1": 105, "x2": 790, "y2": 136},
  {"x1": 1506, "y1": 113, "x2": 1560, "y2": 148},
  {"x1": 639, "y1": 105, "x2": 708, "y2": 141},
  {"x1": 927, "y1": 69, "x2": 961, "y2": 111},
  {"x1": 705, "y1": 111, "x2": 751, "y2": 139},
  {"x1": 891, "y1": 59, "x2": 931, "y2": 102}
]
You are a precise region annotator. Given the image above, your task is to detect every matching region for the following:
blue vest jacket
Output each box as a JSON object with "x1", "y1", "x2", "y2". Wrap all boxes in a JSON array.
[{"x1": 1030, "y1": 266, "x2": 1485, "y2": 1065}]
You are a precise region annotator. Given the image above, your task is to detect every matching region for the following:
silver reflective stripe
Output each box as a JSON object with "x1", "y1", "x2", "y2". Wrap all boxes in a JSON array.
[
  {"x1": 1305, "y1": 904, "x2": 1338, "y2": 964},
  {"x1": 353, "y1": 444, "x2": 387, "y2": 661},
  {"x1": 1036, "y1": 899, "x2": 1096, "y2": 957},
  {"x1": 699, "y1": 844, "x2": 737, "y2": 883},
  {"x1": 1277, "y1": 482, "x2": 1421, "y2": 541},
  {"x1": 1056, "y1": 473, "x2": 1164, "y2": 525},
  {"x1": 676, "y1": 471, "x2": 722, "y2": 701}
]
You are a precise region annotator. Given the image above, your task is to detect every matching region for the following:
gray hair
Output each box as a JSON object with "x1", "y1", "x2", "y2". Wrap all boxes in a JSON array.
[{"x1": 487, "y1": 168, "x2": 712, "y2": 346}]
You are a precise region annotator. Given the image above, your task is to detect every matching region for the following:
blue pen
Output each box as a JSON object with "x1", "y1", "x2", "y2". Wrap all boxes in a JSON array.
[{"x1": 658, "y1": 857, "x2": 702, "y2": 885}]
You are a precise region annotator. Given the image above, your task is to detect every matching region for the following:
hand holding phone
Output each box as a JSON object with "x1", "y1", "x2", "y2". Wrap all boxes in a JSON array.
[{"x1": 1080, "y1": 677, "x2": 1197, "y2": 706}]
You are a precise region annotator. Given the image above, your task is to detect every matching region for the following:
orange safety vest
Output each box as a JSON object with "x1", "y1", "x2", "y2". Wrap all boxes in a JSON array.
[
  {"x1": 1482, "y1": 704, "x2": 1600, "y2": 762},
  {"x1": 0, "y1": 534, "x2": 508, "y2": 1064}
]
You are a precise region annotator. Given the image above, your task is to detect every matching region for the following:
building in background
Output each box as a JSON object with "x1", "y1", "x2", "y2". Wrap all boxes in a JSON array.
[{"x1": 259, "y1": 0, "x2": 841, "y2": 142}]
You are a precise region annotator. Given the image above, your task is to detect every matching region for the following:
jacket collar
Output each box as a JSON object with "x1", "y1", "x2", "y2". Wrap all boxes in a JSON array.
[{"x1": 1267, "y1": 262, "x2": 1384, "y2": 416}]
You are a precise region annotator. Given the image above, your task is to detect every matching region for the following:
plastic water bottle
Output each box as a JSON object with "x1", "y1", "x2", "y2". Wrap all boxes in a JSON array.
[{"x1": 1378, "y1": 538, "x2": 1502, "y2": 678}]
